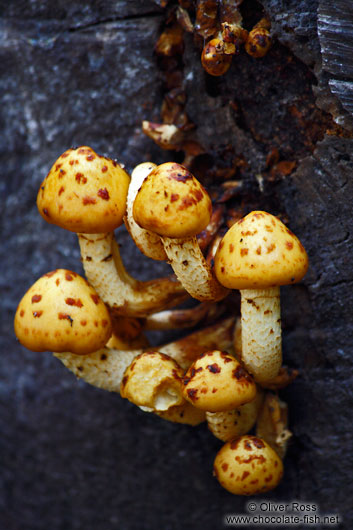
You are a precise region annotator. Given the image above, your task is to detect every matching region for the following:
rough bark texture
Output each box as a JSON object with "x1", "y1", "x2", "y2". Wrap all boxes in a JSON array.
[{"x1": 1, "y1": 1, "x2": 352, "y2": 529}]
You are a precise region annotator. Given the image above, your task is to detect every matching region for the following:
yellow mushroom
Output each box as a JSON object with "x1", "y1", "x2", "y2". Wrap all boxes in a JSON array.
[
  {"x1": 182, "y1": 350, "x2": 257, "y2": 412},
  {"x1": 133, "y1": 162, "x2": 229, "y2": 301},
  {"x1": 37, "y1": 147, "x2": 187, "y2": 317},
  {"x1": 124, "y1": 161, "x2": 167, "y2": 261},
  {"x1": 213, "y1": 435, "x2": 283, "y2": 495},
  {"x1": 14, "y1": 269, "x2": 112, "y2": 355},
  {"x1": 214, "y1": 211, "x2": 308, "y2": 383},
  {"x1": 120, "y1": 351, "x2": 185, "y2": 412}
]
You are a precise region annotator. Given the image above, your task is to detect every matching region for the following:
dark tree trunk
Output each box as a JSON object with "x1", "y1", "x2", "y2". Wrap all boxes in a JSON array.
[{"x1": 1, "y1": 1, "x2": 352, "y2": 529}]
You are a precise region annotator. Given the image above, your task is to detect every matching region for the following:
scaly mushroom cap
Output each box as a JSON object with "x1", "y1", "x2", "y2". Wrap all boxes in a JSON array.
[
  {"x1": 133, "y1": 162, "x2": 212, "y2": 238},
  {"x1": 37, "y1": 146, "x2": 130, "y2": 233},
  {"x1": 215, "y1": 211, "x2": 308, "y2": 289},
  {"x1": 14, "y1": 269, "x2": 112, "y2": 354},
  {"x1": 182, "y1": 350, "x2": 257, "y2": 412},
  {"x1": 213, "y1": 435, "x2": 283, "y2": 495},
  {"x1": 120, "y1": 351, "x2": 185, "y2": 411}
]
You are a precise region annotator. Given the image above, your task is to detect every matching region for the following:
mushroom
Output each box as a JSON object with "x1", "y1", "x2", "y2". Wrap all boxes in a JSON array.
[
  {"x1": 37, "y1": 146, "x2": 187, "y2": 317},
  {"x1": 213, "y1": 434, "x2": 283, "y2": 495},
  {"x1": 124, "y1": 161, "x2": 167, "y2": 261},
  {"x1": 143, "y1": 301, "x2": 224, "y2": 330},
  {"x1": 133, "y1": 162, "x2": 229, "y2": 301},
  {"x1": 256, "y1": 392, "x2": 292, "y2": 459},
  {"x1": 214, "y1": 211, "x2": 308, "y2": 383},
  {"x1": 53, "y1": 317, "x2": 235, "y2": 392},
  {"x1": 245, "y1": 17, "x2": 272, "y2": 59},
  {"x1": 206, "y1": 390, "x2": 264, "y2": 442},
  {"x1": 14, "y1": 269, "x2": 112, "y2": 355},
  {"x1": 182, "y1": 350, "x2": 257, "y2": 412},
  {"x1": 201, "y1": 38, "x2": 234, "y2": 77},
  {"x1": 120, "y1": 351, "x2": 185, "y2": 412}
]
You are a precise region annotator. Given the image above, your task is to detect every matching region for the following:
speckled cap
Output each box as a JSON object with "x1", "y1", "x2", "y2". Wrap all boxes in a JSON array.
[
  {"x1": 14, "y1": 269, "x2": 112, "y2": 354},
  {"x1": 213, "y1": 435, "x2": 283, "y2": 495},
  {"x1": 214, "y1": 211, "x2": 309, "y2": 289},
  {"x1": 37, "y1": 146, "x2": 130, "y2": 233},
  {"x1": 133, "y1": 162, "x2": 212, "y2": 238},
  {"x1": 182, "y1": 350, "x2": 257, "y2": 412}
]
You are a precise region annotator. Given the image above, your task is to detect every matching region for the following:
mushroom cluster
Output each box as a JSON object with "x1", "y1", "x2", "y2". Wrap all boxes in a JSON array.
[{"x1": 14, "y1": 146, "x2": 308, "y2": 497}]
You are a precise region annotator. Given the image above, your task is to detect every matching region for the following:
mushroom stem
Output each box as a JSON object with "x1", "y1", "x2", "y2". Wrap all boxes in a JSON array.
[
  {"x1": 143, "y1": 301, "x2": 224, "y2": 330},
  {"x1": 206, "y1": 390, "x2": 264, "y2": 441},
  {"x1": 54, "y1": 317, "x2": 235, "y2": 391},
  {"x1": 78, "y1": 232, "x2": 188, "y2": 317},
  {"x1": 163, "y1": 236, "x2": 228, "y2": 302},
  {"x1": 240, "y1": 287, "x2": 281, "y2": 383}
]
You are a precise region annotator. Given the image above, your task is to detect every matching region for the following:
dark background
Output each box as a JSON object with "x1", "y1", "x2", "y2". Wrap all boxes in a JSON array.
[{"x1": 1, "y1": 1, "x2": 352, "y2": 529}]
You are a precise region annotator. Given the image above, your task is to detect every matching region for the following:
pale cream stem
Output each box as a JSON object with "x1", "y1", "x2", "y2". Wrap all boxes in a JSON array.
[
  {"x1": 240, "y1": 287, "x2": 282, "y2": 384},
  {"x1": 78, "y1": 232, "x2": 187, "y2": 317},
  {"x1": 163, "y1": 236, "x2": 229, "y2": 302},
  {"x1": 54, "y1": 317, "x2": 235, "y2": 391}
]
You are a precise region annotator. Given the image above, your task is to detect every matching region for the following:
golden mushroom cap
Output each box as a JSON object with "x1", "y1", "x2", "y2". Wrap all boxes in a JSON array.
[
  {"x1": 201, "y1": 38, "x2": 233, "y2": 77},
  {"x1": 245, "y1": 27, "x2": 272, "y2": 58},
  {"x1": 37, "y1": 146, "x2": 130, "y2": 233},
  {"x1": 120, "y1": 351, "x2": 185, "y2": 411},
  {"x1": 213, "y1": 435, "x2": 283, "y2": 495},
  {"x1": 14, "y1": 269, "x2": 112, "y2": 354},
  {"x1": 214, "y1": 211, "x2": 309, "y2": 289},
  {"x1": 182, "y1": 350, "x2": 257, "y2": 412},
  {"x1": 133, "y1": 162, "x2": 212, "y2": 238}
]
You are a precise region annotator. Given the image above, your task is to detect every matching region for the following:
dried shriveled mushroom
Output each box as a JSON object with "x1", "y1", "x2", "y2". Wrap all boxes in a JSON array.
[
  {"x1": 120, "y1": 351, "x2": 185, "y2": 412},
  {"x1": 182, "y1": 350, "x2": 257, "y2": 412},
  {"x1": 215, "y1": 211, "x2": 308, "y2": 383},
  {"x1": 213, "y1": 435, "x2": 283, "y2": 495},
  {"x1": 37, "y1": 146, "x2": 187, "y2": 317},
  {"x1": 133, "y1": 162, "x2": 229, "y2": 301},
  {"x1": 14, "y1": 269, "x2": 112, "y2": 355}
]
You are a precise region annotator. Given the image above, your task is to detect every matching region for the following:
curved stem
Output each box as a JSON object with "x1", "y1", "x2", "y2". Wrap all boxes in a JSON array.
[
  {"x1": 54, "y1": 317, "x2": 235, "y2": 391},
  {"x1": 78, "y1": 232, "x2": 188, "y2": 317},
  {"x1": 163, "y1": 236, "x2": 229, "y2": 302}
]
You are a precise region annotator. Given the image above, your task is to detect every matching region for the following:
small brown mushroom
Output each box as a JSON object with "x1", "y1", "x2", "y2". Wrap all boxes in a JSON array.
[
  {"x1": 14, "y1": 269, "x2": 112, "y2": 355},
  {"x1": 245, "y1": 17, "x2": 272, "y2": 58}
]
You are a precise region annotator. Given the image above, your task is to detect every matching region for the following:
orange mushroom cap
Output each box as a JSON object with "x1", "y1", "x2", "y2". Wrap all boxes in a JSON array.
[
  {"x1": 37, "y1": 146, "x2": 130, "y2": 233},
  {"x1": 214, "y1": 211, "x2": 309, "y2": 289}
]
